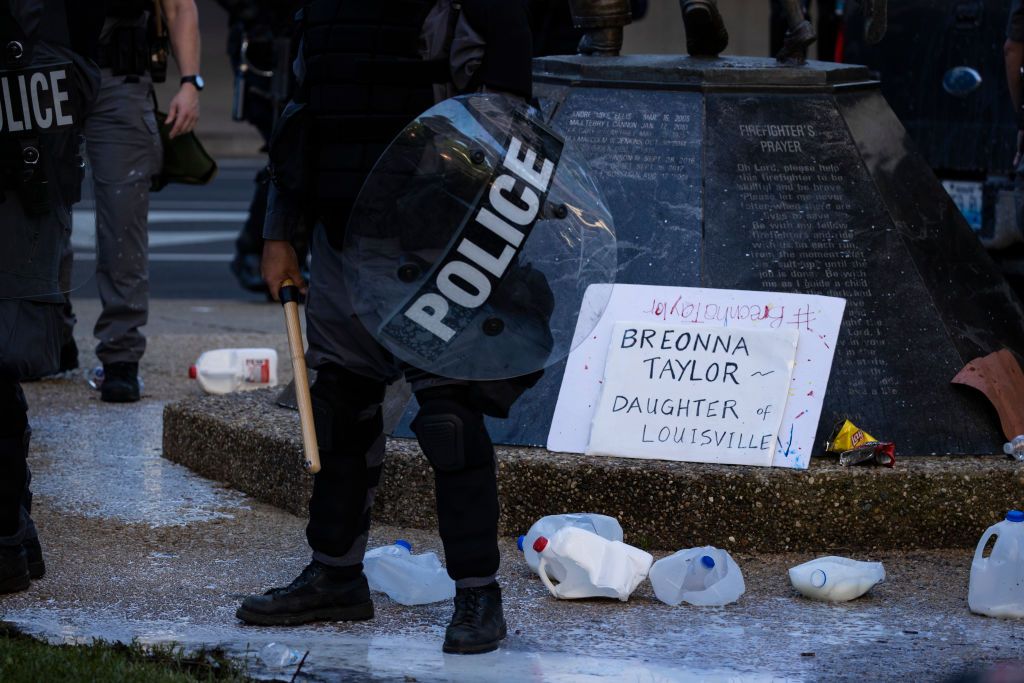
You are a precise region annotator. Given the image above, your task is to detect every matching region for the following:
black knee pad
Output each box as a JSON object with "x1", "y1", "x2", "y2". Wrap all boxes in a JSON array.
[
  {"x1": 310, "y1": 365, "x2": 386, "y2": 456},
  {"x1": 412, "y1": 387, "x2": 492, "y2": 473}
]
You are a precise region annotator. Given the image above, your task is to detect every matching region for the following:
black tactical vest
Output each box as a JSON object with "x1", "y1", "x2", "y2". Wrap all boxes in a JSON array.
[
  {"x1": 0, "y1": 0, "x2": 98, "y2": 301},
  {"x1": 302, "y1": 0, "x2": 442, "y2": 234}
]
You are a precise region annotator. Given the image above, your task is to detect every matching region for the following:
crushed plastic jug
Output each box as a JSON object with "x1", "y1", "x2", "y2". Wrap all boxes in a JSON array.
[
  {"x1": 969, "y1": 510, "x2": 1024, "y2": 618},
  {"x1": 363, "y1": 540, "x2": 455, "y2": 606},
  {"x1": 533, "y1": 527, "x2": 652, "y2": 601},
  {"x1": 521, "y1": 513, "x2": 623, "y2": 578},
  {"x1": 649, "y1": 546, "x2": 746, "y2": 607},
  {"x1": 788, "y1": 556, "x2": 885, "y2": 602},
  {"x1": 189, "y1": 348, "x2": 278, "y2": 394}
]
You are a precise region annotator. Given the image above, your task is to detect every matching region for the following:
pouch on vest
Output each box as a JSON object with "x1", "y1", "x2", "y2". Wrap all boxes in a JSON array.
[
  {"x1": 148, "y1": 0, "x2": 169, "y2": 83},
  {"x1": 105, "y1": 25, "x2": 148, "y2": 75},
  {"x1": 419, "y1": 0, "x2": 490, "y2": 101}
]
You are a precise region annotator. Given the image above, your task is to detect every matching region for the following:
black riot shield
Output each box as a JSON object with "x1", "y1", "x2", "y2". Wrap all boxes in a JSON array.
[{"x1": 342, "y1": 94, "x2": 616, "y2": 381}]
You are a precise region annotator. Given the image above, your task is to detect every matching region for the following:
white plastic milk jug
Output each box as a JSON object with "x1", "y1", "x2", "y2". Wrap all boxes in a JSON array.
[
  {"x1": 189, "y1": 348, "x2": 279, "y2": 394},
  {"x1": 969, "y1": 510, "x2": 1024, "y2": 618},
  {"x1": 533, "y1": 527, "x2": 652, "y2": 601},
  {"x1": 649, "y1": 546, "x2": 746, "y2": 607},
  {"x1": 362, "y1": 540, "x2": 455, "y2": 606},
  {"x1": 520, "y1": 513, "x2": 623, "y2": 578},
  {"x1": 788, "y1": 556, "x2": 885, "y2": 602}
]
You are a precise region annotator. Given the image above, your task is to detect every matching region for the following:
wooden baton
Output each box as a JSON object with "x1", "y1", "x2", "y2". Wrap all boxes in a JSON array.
[{"x1": 280, "y1": 279, "x2": 321, "y2": 474}]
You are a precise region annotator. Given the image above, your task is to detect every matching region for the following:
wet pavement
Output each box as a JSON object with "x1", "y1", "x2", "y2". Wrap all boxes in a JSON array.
[{"x1": 2, "y1": 299, "x2": 1023, "y2": 682}]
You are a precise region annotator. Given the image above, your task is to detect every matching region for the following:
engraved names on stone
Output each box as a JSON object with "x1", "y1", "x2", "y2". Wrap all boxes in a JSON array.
[{"x1": 566, "y1": 107, "x2": 696, "y2": 182}]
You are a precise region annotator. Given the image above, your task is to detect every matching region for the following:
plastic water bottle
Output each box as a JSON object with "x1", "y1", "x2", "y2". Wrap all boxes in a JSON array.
[
  {"x1": 1003, "y1": 436, "x2": 1024, "y2": 461},
  {"x1": 259, "y1": 642, "x2": 304, "y2": 668},
  {"x1": 362, "y1": 540, "x2": 455, "y2": 606},
  {"x1": 188, "y1": 348, "x2": 279, "y2": 394},
  {"x1": 788, "y1": 556, "x2": 885, "y2": 602},
  {"x1": 522, "y1": 513, "x2": 623, "y2": 578},
  {"x1": 649, "y1": 546, "x2": 746, "y2": 607},
  {"x1": 533, "y1": 527, "x2": 652, "y2": 601},
  {"x1": 969, "y1": 510, "x2": 1024, "y2": 618}
]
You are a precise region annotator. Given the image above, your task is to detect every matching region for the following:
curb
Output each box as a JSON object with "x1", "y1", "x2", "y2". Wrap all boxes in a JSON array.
[{"x1": 162, "y1": 389, "x2": 1024, "y2": 552}]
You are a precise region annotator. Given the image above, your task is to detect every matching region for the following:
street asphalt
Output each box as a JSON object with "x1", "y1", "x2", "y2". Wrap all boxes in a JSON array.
[{"x1": 0, "y1": 298, "x2": 1021, "y2": 682}]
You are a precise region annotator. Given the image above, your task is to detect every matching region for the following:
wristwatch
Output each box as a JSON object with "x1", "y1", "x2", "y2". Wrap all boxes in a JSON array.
[{"x1": 181, "y1": 74, "x2": 205, "y2": 91}]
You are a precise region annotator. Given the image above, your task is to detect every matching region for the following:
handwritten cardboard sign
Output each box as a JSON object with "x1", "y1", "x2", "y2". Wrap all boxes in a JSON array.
[
  {"x1": 549, "y1": 284, "x2": 846, "y2": 469},
  {"x1": 586, "y1": 322, "x2": 798, "y2": 466}
]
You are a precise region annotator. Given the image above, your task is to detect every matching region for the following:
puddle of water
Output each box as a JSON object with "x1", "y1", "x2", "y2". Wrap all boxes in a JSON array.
[
  {"x1": 3, "y1": 608, "x2": 803, "y2": 683},
  {"x1": 30, "y1": 403, "x2": 249, "y2": 526}
]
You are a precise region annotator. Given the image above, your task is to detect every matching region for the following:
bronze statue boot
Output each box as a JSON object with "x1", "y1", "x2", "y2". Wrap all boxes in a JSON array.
[
  {"x1": 864, "y1": 0, "x2": 888, "y2": 45},
  {"x1": 568, "y1": 0, "x2": 632, "y2": 56},
  {"x1": 578, "y1": 27, "x2": 625, "y2": 55},
  {"x1": 776, "y1": 19, "x2": 816, "y2": 65},
  {"x1": 679, "y1": 0, "x2": 729, "y2": 57}
]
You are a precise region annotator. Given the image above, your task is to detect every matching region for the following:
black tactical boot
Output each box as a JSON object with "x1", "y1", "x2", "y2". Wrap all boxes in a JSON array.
[
  {"x1": 680, "y1": 0, "x2": 729, "y2": 57},
  {"x1": 23, "y1": 536, "x2": 44, "y2": 579},
  {"x1": 236, "y1": 561, "x2": 374, "y2": 626},
  {"x1": 101, "y1": 362, "x2": 140, "y2": 403},
  {"x1": 443, "y1": 583, "x2": 507, "y2": 655},
  {"x1": 0, "y1": 545, "x2": 30, "y2": 594}
]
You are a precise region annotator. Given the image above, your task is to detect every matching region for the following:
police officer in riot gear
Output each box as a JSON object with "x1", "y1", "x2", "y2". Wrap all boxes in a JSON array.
[
  {"x1": 60, "y1": 0, "x2": 201, "y2": 403},
  {"x1": 0, "y1": 0, "x2": 102, "y2": 594},
  {"x1": 236, "y1": 0, "x2": 538, "y2": 655}
]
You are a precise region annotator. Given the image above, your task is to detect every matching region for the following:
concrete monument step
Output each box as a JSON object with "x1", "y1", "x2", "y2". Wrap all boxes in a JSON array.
[{"x1": 162, "y1": 388, "x2": 1022, "y2": 553}]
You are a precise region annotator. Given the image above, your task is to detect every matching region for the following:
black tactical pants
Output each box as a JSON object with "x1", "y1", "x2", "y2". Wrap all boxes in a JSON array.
[
  {"x1": 0, "y1": 380, "x2": 35, "y2": 548},
  {"x1": 305, "y1": 364, "x2": 501, "y2": 587}
]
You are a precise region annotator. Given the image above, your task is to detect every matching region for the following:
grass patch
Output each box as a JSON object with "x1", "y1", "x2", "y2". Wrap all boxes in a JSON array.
[{"x1": 0, "y1": 623, "x2": 258, "y2": 682}]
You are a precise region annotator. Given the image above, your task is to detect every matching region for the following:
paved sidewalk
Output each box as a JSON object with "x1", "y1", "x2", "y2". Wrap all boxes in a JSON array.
[{"x1": 1, "y1": 299, "x2": 1021, "y2": 682}]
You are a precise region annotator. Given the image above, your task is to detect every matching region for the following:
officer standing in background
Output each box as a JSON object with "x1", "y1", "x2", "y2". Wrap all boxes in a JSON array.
[
  {"x1": 62, "y1": 0, "x2": 202, "y2": 403},
  {"x1": 0, "y1": 0, "x2": 103, "y2": 593},
  {"x1": 216, "y1": 0, "x2": 306, "y2": 297},
  {"x1": 236, "y1": 0, "x2": 536, "y2": 655}
]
